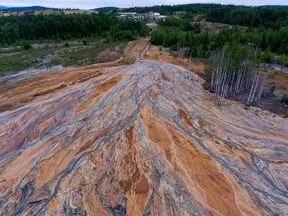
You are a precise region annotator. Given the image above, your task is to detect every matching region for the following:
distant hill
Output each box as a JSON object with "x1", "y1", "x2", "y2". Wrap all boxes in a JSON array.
[
  {"x1": 0, "y1": 8, "x2": 99, "y2": 17},
  {"x1": 2, "y1": 6, "x2": 49, "y2": 11},
  {"x1": 94, "y1": 7, "x2": 118, "y2": 12},
  {"x1": 0, "y1": 6, "x2": 8, "y2": 10}
]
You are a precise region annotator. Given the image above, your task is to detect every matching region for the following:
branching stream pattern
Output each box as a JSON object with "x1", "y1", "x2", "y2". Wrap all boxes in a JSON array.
[{"x1": 0, "y1": 60, "x2": 287, "y2": 215}]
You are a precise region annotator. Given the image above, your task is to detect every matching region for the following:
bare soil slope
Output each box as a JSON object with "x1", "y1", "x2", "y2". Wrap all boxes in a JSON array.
[{"x1": 0, "y1": 41, "x2": 287, "y2": 215}]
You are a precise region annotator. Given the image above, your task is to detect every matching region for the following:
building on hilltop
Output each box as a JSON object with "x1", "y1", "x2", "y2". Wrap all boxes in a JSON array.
[
  {"x1": 116, "y1": 11, "x2": 166, "y2": 21},
  {"x1": 137, "y1": 14, "x2": 145, "y2": 20},
  {"x1": 145, "y1": 12, "x2": 166, "y2": 20},
  {"x1": 117, "y1": 12, "x2": 137, "y2": 20}
]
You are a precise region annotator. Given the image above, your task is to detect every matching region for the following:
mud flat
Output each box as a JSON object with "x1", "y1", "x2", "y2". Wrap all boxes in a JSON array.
[{"x1": 0, "y1": 59, "x2": 287, "y2": 215}]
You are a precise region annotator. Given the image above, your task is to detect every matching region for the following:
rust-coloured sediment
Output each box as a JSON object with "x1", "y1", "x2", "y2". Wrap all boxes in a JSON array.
[{"x1": 0, "y1": 59, "x2": 287, "y2": 215}]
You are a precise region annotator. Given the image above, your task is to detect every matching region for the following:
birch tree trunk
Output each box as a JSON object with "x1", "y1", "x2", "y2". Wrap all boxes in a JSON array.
[{"x1": 209, "y1": 45, "x2": 265, "y2": 106}]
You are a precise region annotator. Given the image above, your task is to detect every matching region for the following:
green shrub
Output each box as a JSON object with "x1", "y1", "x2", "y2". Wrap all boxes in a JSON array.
[
  {"x1": 280, "y1": 94, "x2": 288, "y2": 104},
  {"x1": 101, "y1": 32, "x2": 113, "y2": 43},
  {"x1": 270, "y1": 85, "x2": 276, "y2": 94},
  {"x1": 171, "y1": 43, "x2": 179, "y2": 51},
  {"x1": 22, "y1": 42, "x2": 31, "y2": 50},
  {"x1": 279, "y1": 54, "x2": 288, "y2": 67},
  {"x1": 64, "y1": 42, "x2": 69, "y2": 47},
  {"x1": 262, "y1": 48, "x2": 274, "y2": 63}
]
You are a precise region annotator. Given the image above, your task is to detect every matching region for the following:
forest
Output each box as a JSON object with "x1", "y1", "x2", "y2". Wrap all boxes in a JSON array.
[
  {"x1": 128, "y1": 4, "x2": 288, "y2": 65},
  {"x1": 131, "y1": 4, "x2": 288, "y2": 28},
  {"x1": 206, "y1": 6, "x2": 288, "y2": 29},
  {"x1": 0, "y1": 14, "x2": 149, "y2": 44},
  {"x1": 146, "y1": 4, "x2": 288, "y2": 107},
  {"x1": 151, "y1": 16, "x2": 288, "y2": 65}
]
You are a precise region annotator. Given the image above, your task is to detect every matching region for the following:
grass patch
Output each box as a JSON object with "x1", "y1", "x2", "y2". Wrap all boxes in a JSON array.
[
  {"x1": 280, "y1": 94, "x2": 288, "y2": 104},
  {"x1": 0, "y1": 46, "x2": 61, "y2": 76},
  {"x1": 51, "y1": 41, "x2": 122, "y2": 67},
  {"x1": 0, "y1": 39, "x2": 125, "y2": 77}
]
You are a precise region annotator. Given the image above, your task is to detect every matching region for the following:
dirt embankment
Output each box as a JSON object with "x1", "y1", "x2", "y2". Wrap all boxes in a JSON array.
[
  {"x1": 144, "y1": 46, "x2": 287, "y2": 117},
  {"x1": 0, "y1": 38, "x2": 149, "y2": 113},
  {"x1": 0, "y1": 57, "x2": 287, "y2": 215}
]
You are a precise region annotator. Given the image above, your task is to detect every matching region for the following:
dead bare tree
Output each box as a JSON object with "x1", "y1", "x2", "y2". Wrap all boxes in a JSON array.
[
  {"x1": 210, "y1": 45, "x2": 267, "y2": 106},
  {"x1": 256, "y1": 74, "x2": 267, "y2": 101}
]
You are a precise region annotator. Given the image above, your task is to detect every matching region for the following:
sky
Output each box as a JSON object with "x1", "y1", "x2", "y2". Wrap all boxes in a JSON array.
[{"x1": 1, "y1": 0, "x2": 288, "y2": 9}]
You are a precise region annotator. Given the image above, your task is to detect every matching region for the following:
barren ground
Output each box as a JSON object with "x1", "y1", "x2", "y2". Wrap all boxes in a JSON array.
[{"x1": 0, "y1": 38, "x2": 287, "y2": 215}]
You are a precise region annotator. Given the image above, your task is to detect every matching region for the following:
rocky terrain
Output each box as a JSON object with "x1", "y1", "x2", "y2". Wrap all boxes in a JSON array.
[{"x1": 0, "y1": 42, "x2": 288, "y2": 215}]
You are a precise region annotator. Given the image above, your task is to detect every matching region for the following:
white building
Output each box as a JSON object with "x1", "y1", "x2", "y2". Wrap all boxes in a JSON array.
[
  {"x1": 146, "y1": 12, "x2": 161, "y2": 20},
  {"x1": 117, "y1": 12, "x2": 137, "y2": 20}
]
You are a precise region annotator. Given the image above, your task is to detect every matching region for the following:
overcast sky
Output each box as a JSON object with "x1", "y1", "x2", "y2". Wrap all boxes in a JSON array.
[{"x1": 1, "y1": 0, "x2": 288, "y2": 9}]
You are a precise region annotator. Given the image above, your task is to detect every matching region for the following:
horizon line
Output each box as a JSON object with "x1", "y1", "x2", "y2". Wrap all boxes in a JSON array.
[{"x1": 1, "y1": 3, "x2": 288, "y2": 10}]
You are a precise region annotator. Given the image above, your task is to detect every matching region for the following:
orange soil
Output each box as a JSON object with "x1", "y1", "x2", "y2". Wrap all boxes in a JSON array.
[
  {"x1": 0, "y1": 38, "x2": 149, "y2": 113},
  {"x1": 143, "y1": 47, "x2": 205, "y2": 74}
]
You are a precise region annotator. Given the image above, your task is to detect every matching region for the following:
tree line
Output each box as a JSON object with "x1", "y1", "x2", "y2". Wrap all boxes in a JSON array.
[
  {"x1": 129, "y1": 4, "x2": 225, "y2": 15},
  {"x1": 129, "y1": 4, "x2": 288, "y2": 29},
  {"x1": 149, "y1": 11, "x2": 288, "y2": 106},
  {"x1": 151, "y1": 19, "x2": 288, "y2": 60},
  {"x1": 206, "y1": 6, "x2": 288, "y2": 29},
  {"x1": 0, "y1": 14, "x2": 149, "y2": 45}
]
